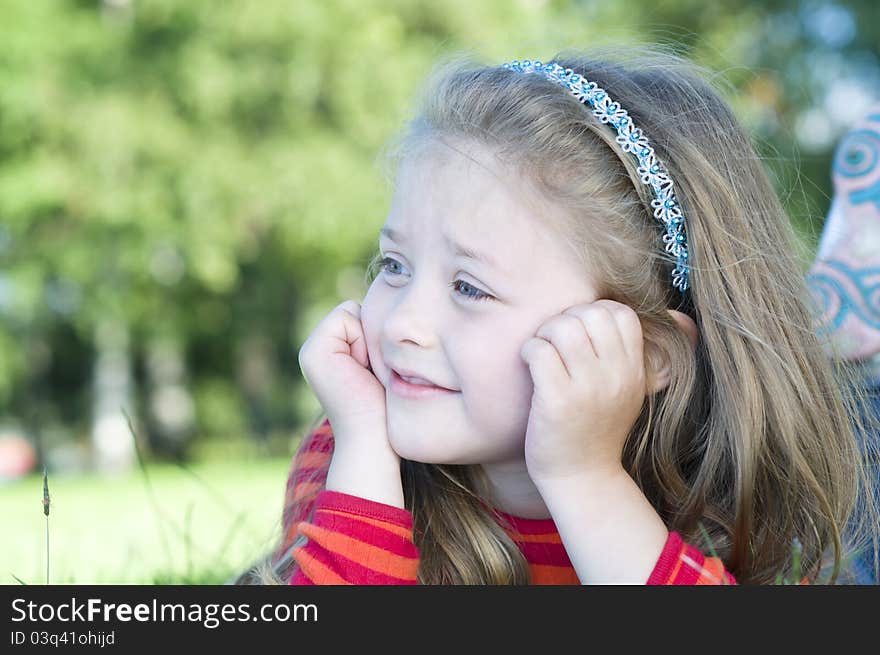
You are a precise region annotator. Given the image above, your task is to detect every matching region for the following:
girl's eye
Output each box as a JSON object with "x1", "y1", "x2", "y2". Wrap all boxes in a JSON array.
[
  {"x1": 449, "y1": 279, "x2": 492, "y2": 302},
  {"x1": 377, "y1": 256, "x2": 493, "y2": 302},
  {"x1": 377, "y1": 256, "x2": 403, "y2": 277}
]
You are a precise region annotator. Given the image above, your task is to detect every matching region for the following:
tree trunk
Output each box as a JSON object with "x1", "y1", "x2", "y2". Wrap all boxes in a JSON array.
[
  {"x1": 91, "y1": 317, "x2": 135, "y2": 472},
  {"x1": 145, "y1": 333, "x2": 195, "y2": 460}
]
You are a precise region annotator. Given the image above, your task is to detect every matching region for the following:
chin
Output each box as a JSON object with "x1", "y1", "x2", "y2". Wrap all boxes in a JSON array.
[
  {"x1": 402, "y1": 454, "x2": 480, "y2": 466},
  {"x1": 387, "y1": 432, "x2": 469, "y2": 465},
  {"x1": 391, "y1": 437, "x2": 500, "y2": 467},
  {"x1": 390, "y1": 442, "x2": 453, "y2": 464}
]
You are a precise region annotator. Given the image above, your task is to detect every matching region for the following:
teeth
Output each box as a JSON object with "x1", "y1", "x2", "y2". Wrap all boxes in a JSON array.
[{"x1": 401, "y1": 375, "x2": 434, "y2": 386}]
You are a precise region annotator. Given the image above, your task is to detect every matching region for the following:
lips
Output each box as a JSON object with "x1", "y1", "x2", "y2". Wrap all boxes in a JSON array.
[{"x1": 390, "y1": 367, "x2": 455, "y2": 391}]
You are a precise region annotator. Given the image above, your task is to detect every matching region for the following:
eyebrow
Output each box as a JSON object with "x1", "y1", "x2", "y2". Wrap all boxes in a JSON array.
[{"x1": 379, "y1": 226, "x2": 501, "y2": 271}]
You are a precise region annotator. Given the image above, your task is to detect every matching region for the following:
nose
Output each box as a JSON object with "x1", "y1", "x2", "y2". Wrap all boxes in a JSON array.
[{"x1": 381, "y1": 276, "x2": 446, "y2": 348}]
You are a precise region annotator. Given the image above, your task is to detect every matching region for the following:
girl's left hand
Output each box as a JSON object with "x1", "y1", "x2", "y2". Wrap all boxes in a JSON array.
[{"x1": 520, "y1": 299, "x2": 647, "y2": 484}]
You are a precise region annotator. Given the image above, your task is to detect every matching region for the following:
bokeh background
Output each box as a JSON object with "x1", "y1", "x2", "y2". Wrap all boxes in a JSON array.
[{"x1": 2, "y1": 0, "x2": 878, "y2": 583}]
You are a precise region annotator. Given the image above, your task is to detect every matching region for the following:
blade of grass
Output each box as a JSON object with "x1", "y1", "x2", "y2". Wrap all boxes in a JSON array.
[
  {"x1": 696, "y1": 521, "x2": 720, "y2": 559},
  {"x1": 173, "y1": 462, "x2": 239, "y2": 515},
  {"x1": 123, "y1": 406, "x2": 240, "y2": 568},
  {"x1": 42, "y1": 468, "x2": 50, "y2": 585},
  {"x1": 166, "y1": 437, "x2": 290, "y2": 574},
  {"x1": 124, "y1": 406, "x2": 284, "y2": 581},
  {"x1": 694, "y1": 521, "x2": 733, "y2": 584},
  {"x1": 791, "y1": 537, "x2": 803, "y2": 584},
  {"x1": 211, "y1": 509, "x2": 248, "y2": 568},
  {"x1": 184, "y1": 502, "x2": 194, "y2": 583},
  {"x1": 122, "y1": 406, "x2": 175, "y2": 572},
  {"x1": 172, "y1": 459, "x2": 280, "y2": 547}
]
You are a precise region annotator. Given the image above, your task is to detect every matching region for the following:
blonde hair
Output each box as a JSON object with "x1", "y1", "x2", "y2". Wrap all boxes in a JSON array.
[{"x1": 235, "y1": 44, "x2": 880, "y2": 585}]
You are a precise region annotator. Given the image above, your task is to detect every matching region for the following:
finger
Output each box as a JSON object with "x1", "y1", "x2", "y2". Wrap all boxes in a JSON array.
[
  {"x1": 563, "y1": 303, "x2": 625, "y2": 363},
  {"x1": 341, "y1": 300, "x2": 376, "y2": 371},
  {"x1": 608, "y1": 304, "x2": 645, "y2": 367},
  {"x1": 339, "y1": 299, "x2": 361, "y2": 317},
  {"x1": 338, "y1": 301, "x2": 370, "y2": 369},
  {"x1": 520, "y1": 336, "x2": 568, "y2": 392},
  {"x1": 585, "y1": 300, "x2": 644, "y2": 364},
  {"x1": 592, "y1": 300, "x2": 644, "y2": 367},
  {"x1": 535, "y1": 315, "x2": 598, "y2": 377}
]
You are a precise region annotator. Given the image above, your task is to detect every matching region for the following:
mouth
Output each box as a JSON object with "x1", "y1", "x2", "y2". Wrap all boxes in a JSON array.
[{"x1": 389, "y1": 369, "x2": 459, "y2": 398}]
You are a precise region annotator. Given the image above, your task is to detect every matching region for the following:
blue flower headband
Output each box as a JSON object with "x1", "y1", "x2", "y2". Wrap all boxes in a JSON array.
[{"x1": 502, "y1": 59, "x2": 690, "y2": 294}]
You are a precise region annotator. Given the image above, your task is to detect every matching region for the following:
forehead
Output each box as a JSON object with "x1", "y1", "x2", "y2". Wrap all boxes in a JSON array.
[{"x1": 386, "y1": 144, "x2": 569, "y2": 263}]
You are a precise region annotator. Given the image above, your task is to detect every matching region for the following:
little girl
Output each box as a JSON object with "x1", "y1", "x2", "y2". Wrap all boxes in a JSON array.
[{"x1": 239, "y1": 46, "x2": 879, "y2": 585}]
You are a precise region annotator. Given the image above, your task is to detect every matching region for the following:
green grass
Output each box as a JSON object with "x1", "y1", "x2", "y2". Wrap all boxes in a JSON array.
[
  {"x1": 4, "y1": 450, "x2": 868, "y2": 585},
  {"x1": 1, "y1": 456, "x2": 292, "y2": 584}
]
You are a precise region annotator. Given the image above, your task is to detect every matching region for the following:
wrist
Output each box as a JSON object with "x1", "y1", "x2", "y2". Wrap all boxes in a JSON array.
[
  {"x1": 530, "y1": 463, "x2": 628, "y2": 495},
  {"x1": 530, "y1": 465, "x2": 668, "y2": 584},
  {"x1": 326, "y1": 439, "x2": 404, "y2": 509}
]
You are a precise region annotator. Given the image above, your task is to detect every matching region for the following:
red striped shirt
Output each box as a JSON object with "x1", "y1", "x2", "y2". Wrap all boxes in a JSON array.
[{"x1": 280, "y1": 420, "x2": 737, "y2": 585}]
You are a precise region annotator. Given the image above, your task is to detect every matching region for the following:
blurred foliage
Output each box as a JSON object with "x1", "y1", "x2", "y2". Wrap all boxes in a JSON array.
[{"x1": 0, "y1": 0, "x2": 877, "y2": 461}]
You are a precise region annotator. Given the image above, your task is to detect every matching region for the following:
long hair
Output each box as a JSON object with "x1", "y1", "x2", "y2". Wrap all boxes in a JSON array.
[{"x1": 236, "y1": 44, "x2": 880, "y2": 585}]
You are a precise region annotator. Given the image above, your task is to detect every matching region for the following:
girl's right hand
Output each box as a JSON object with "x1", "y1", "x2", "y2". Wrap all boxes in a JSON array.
[
  {"x1": 297, "y1": 299, "x2": 389, "y2": 445},
  {"x1": 298, "y1": 299, "x2": 404, "y2": 507}
]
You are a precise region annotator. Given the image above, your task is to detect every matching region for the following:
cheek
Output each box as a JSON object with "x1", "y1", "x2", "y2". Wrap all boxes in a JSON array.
[
  {"x1": 462, "y1": 340, "x2": 535, "y2": 410},
  {"x1": 498, "y1": 330, "x2": 543, "y2": 416},
  {"x1": 360, "y1": 284, "x2": 387, "y2": 374}
]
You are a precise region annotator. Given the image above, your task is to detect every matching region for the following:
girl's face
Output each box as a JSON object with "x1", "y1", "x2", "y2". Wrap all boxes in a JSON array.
[{"x1": 361, "y1": 141, "x2": 599, "y2": 466}]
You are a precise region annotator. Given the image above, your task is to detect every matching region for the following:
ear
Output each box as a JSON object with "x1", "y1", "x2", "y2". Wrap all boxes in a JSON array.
[{"x1": 645, "y1": 309, "x2": 699, "y2": 394}]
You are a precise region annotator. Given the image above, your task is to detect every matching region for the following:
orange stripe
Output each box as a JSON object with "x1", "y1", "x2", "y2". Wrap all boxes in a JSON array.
[
  {"x1": 695, "y1": 556, "x2": 725, "y2": 585},
  {"x1": 295, "y1": 451, "x2": 332, "y2": 469},
  {"x1": 297, "y1": 523, "x2": 418, "y2": 581},
  {"x1": 292, "y1": 546, "x2": 350, "y2": 584},
  {"x1": 507, "y1": 531, "x2": 563, "y2": 545},
  {"x1": 318, "y1": 509, "x2": 413, "y2": 540},
  {"x1": 664, "y1": 544, "x2": 687, "y2": 583},
  {"x1": 529, "y1": 564, "x2": 581, "y2": 585}
]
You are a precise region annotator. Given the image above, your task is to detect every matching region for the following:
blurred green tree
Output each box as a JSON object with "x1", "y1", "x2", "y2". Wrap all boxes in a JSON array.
[{"x1": 0, "y1": 0, "x2": 876, "y2": 468}]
